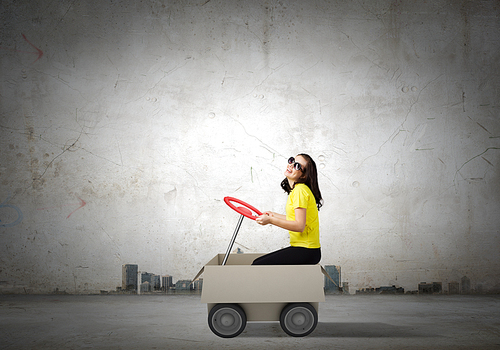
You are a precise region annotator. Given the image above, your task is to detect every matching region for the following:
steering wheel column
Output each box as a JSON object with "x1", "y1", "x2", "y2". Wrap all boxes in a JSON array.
[{"x1": 222, "y1": 197, "x2": 263, "y2": 265}]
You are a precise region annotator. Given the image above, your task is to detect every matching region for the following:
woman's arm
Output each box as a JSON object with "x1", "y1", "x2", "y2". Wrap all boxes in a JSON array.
[
  {"x1": 263, "y1": 211, "x2": 286, "y2": 220},
  {"x1": 256, "y1": 208, "x2": 306, "y2": 232}
]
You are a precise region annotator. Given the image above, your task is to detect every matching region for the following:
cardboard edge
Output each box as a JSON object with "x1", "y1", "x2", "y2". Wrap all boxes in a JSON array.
[
  {"x1": 320, "y1": 265, "x2": 338, "y2": 287},
  {"x1": 193, "y1": 261, "x2": 336, "y2": 286},
  {"x1": 191, "y1": 266, "x2": 204, "y2": 283}
]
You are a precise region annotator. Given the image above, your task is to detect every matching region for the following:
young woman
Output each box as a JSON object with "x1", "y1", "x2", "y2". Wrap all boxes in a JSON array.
[{"x1": 252, "y1": 154, "x2": 323, "y2": 265}]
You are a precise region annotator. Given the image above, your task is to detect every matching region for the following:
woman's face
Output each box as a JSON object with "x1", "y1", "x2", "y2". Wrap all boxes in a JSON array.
[{"x1": 284, "y1": 155, "x2": 307, "y2": 184}]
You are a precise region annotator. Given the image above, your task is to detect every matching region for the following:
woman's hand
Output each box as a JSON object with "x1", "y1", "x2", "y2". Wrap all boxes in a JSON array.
[
  {"x1": 256, "y1": 213, "x2": 272, "y2": 225},
  {"x1": 255, "y1": 208, "x2": 306, "y2": 232}
]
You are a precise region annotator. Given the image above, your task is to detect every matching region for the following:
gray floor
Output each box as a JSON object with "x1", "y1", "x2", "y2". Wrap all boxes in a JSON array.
[{"x1": 1, "y1": 294, "x2": 499, "y2": 349}]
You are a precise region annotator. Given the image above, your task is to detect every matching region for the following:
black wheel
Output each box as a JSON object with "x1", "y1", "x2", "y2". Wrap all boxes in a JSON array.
[
  {"x1": 280, "y1": 303, "x2": 318, "y2": 337},
  {"x1": 208, "y1": 304, "x2": 247, "y2": 338}
]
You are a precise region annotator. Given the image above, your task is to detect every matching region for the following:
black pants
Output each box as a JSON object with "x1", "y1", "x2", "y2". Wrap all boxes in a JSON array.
[{"x1": 251, "y1": 246, "x2": 321, "y2": 265}]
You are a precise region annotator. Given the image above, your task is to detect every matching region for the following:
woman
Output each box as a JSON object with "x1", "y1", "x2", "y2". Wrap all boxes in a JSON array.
[{"x1": 252, "y1": 153, "x2": 323, "y2": 265}]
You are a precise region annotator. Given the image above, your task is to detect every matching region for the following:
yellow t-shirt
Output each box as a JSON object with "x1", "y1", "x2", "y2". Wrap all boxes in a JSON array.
[{"x1": 286, "y1": 183, "x2": 320, "y2": 248}]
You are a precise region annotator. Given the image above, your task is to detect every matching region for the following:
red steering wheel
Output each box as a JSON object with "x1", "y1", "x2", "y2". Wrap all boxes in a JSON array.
[{"x1": 224, "y1": 197, "x2": 263, "y2": 220}]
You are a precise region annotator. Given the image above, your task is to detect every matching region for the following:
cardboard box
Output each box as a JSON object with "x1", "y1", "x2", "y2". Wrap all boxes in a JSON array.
[{"x1": 193, "y1": 253, "x2": 330, "y2": 322}]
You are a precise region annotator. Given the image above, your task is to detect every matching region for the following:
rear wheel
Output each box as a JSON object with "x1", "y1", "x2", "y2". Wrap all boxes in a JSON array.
[
  {"x1": 208, "y1": 304, "x2": 247, "y2": 338},
  {"x1": 280, "y1": 303, "x2": 318, "y2": 337}
]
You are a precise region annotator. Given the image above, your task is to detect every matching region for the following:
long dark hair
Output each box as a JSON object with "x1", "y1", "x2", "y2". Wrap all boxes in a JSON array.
[{"x1": 280, "y1": 153, "x2": 323, "y2": 210}]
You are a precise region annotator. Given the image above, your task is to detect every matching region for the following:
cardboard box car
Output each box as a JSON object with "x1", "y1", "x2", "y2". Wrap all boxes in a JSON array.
[{"x1": 193, "y1": 253, "x2": 332, "y2": 322}]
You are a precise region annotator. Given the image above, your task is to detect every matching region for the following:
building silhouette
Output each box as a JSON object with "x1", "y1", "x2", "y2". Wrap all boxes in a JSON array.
[
  {"x1": 141, "y1": 272, "x2": 153, "y2": 284},
  {"x1": 140, "y1": 281, "x2": 151, "y2": 293},
  {"x1": 324, "y1": 265, "x2": 341, "y2": 294},
  {"x1": 152, "y1": 274, "x2": 161, "y2": 290},
  {"x1": 175, "y1": 280, "x2": 193, "y2": 291},
  {"x1": 122, "y1": 264, "x2": 138, "y2": 291},
  {"x1": 192, "y1": 278, "x2": 203, "y2": 291},
  {"x1": 162, "y1": 275, "x2": 173, "y2": 291}
]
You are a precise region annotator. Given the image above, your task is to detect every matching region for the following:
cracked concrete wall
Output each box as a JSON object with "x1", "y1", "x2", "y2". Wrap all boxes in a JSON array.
[{"x1": 1, "y1": 0, "x2": 499, "y2": 294}]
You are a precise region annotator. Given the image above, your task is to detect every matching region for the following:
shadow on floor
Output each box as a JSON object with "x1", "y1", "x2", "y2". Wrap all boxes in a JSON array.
[{"x1": 240, "y1": 322, "x2": 438, "y2": 338}]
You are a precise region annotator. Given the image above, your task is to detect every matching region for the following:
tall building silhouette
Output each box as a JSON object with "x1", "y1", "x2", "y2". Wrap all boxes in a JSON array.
[
  {"x1": 122, "y1": 264, "x2": 138, "y2": 291},
  {"x1": 162, "y1": 275, "x2": 173, "y2": 291},
  {"x1": 152, "y1": 274, "x2": 161, "y2": 290}
]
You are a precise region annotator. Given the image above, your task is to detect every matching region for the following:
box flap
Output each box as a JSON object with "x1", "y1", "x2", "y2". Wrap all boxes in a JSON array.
[{"x1": 191, "y1": 266, "x2": 204, "y2": 282}]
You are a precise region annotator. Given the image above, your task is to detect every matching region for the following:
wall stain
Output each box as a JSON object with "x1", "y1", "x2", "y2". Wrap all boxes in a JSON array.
[
  {"x1": 0, "y1": 33, "x2": 43, "y2": 64},
  {"x1": 0, "y1": 195, "x2": 23, "y2": 228}
]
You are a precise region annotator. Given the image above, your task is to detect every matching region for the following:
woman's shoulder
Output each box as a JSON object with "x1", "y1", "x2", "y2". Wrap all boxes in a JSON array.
[
  {"x1": 293, "y1": 183, "x2": 313, "y2": 195},
  {"x1": 295, "y1": 183, "x2": 310, "y2": 189}
]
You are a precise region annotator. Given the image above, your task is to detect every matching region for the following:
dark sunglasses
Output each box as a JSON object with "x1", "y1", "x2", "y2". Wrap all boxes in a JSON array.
[{"x1": 288, "y1": 157, "x2": 303, "y2": 171}]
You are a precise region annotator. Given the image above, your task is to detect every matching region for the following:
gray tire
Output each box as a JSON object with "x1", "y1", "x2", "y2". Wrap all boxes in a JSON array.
[
  {"x1": 208, "y1": 304, "x2": 246, "y2": 338},
  {"x1": 280, "y1": 303, "x2": 318, "y2": 337}
]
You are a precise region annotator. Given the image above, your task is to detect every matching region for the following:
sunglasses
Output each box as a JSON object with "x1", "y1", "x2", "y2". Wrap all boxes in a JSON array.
[{"x1": 288, "y1": 157, "x2": 303, "y2": 171}]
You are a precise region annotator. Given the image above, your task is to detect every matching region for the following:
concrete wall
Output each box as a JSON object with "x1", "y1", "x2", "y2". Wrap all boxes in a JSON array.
[{"x1": 1, "y1": 0, "x2": 499, "y2": 294}]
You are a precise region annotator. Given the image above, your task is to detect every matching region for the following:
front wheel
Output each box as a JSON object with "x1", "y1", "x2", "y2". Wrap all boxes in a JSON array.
[
  {"x1": 208, "y1": 304, "x2": 247, "y2": 338},
  {"x1": 280, "y1": 303, "x2": 318, "y2": 337}
]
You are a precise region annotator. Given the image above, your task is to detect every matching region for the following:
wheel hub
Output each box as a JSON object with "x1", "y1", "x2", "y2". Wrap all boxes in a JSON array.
[
  {"x1": 220, "y1": 313, "x2": 235, "y2": 326},
  {"x1": 291, "y1": 312, "x2": 306, "y2": 326}
]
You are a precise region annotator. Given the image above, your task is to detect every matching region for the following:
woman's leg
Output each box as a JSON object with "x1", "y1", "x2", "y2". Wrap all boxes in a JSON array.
[{"x1": 252, "y1": 247, "x2": 321, "y2": 265}]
